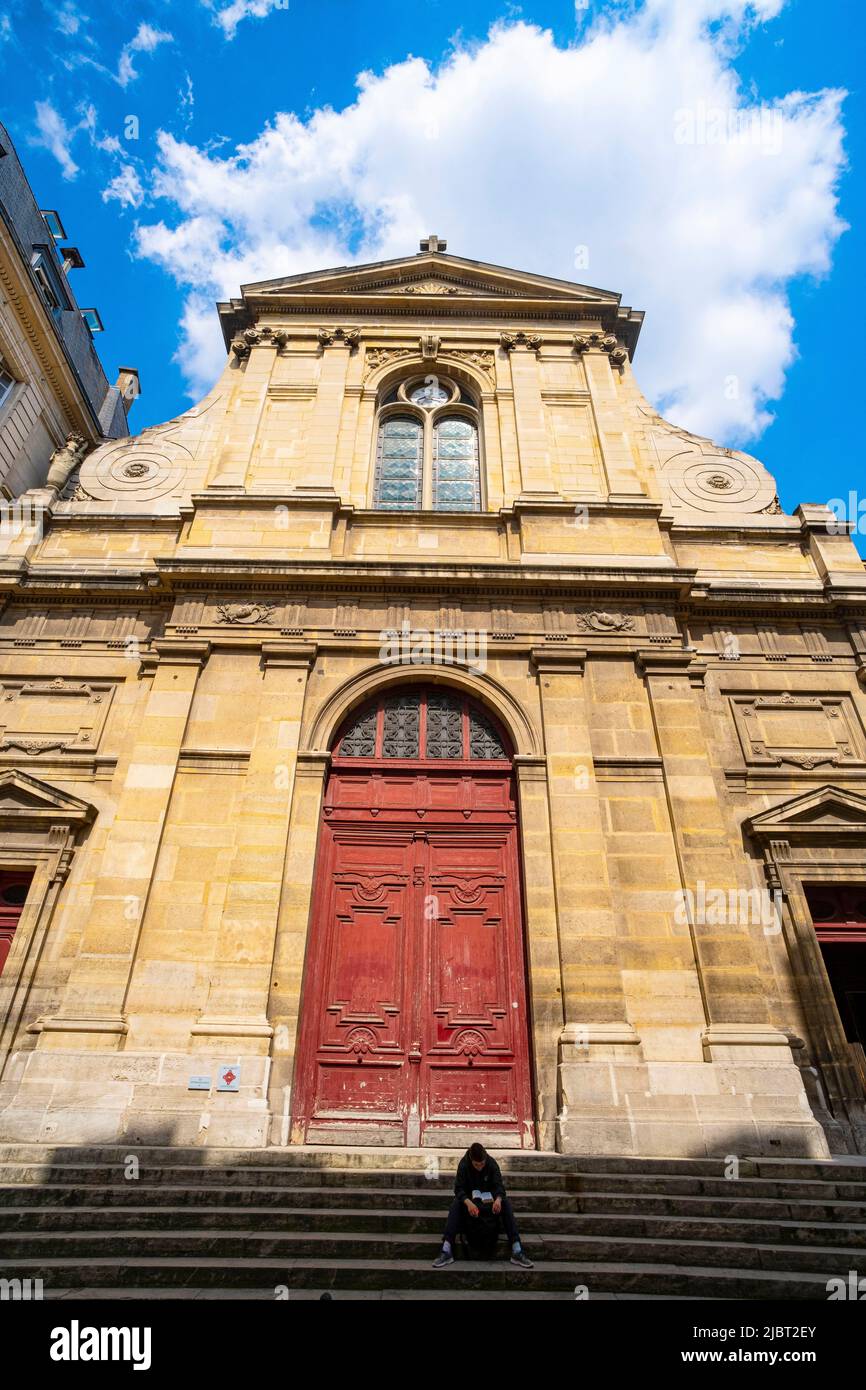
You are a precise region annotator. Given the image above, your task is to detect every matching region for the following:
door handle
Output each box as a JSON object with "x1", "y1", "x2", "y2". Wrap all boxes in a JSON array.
[{"x1": 408, "y1": 1042, "x2": 422, "y2": 1063}]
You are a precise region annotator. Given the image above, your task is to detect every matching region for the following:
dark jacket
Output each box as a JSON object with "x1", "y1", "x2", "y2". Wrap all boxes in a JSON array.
[{"x1": 453, "y1": 1149, "x2": 506, "y2": 1204}]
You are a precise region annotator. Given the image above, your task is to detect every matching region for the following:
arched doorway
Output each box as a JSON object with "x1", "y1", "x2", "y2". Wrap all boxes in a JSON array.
[{"x1": 291, "y1": 686, "x2": 535, "y2": 1148}]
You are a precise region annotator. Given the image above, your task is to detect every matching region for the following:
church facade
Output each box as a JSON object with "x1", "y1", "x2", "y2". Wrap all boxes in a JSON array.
[{"x1": 0, "y1": 239, "x2": 865, "y2": 1159}]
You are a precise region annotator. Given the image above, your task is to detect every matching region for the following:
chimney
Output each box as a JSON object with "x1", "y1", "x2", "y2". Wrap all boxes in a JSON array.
[{"x1": 115, "y1": 367, "x2": 140, "y2": 415}]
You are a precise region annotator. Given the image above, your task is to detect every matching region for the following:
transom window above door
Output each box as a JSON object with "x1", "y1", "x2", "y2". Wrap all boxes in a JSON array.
[
  {"x1": 335, "y1": 689, "x2": 509, "y2": 763},
  {"x1": 373, "y1": 375, "x2": 481, "y2": 513}
]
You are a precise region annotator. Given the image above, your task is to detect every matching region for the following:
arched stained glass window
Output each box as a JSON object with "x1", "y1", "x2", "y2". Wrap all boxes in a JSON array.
[
  {"x1": 373, "y1": 416, "x2": 423, "y2": 510},
  {"x1": 371, "y1": 376, "x2": 482, "y2": 512},
  {"x1": 433, "y1": 416, "x2": 480, "y2": 511}
]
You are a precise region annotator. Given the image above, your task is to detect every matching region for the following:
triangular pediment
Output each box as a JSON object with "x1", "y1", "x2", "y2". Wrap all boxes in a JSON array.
[
  {"x1": 0, "y1": 769, "x2": 95, "y2": 823},
  {"x1": 746, "y1": 785, "x2": 866, "y2": 840},
  {"x1": 218, "y1": 247, "x2": 645, "y2": 356},
  {"x1": 239, "y1": 252, "x2": 623, "y2": 306}
]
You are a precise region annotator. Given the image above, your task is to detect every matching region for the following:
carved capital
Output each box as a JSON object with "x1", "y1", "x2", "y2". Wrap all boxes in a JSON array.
[
  {"x1": 500, "y1": 330, "x2": 542, "y2": 353},
  {"x1": 573, "y1": 331, "x2": 627, "y2": 365},
  {"x1": 318, "y1": 327, "x2": 360, "y2": 350},
  {"x1": 259, "y1": 326, "x2": 289, "y2": 350}
]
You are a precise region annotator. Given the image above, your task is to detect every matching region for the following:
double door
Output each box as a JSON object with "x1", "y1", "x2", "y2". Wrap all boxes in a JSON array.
[{"x1": 292, "y1": 769, "x2": 534, "y2": 1147}]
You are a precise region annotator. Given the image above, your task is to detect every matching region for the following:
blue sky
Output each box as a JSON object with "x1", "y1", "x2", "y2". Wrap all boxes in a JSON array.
[{"x1": 1, "y1": 0, "x2": 863, "y2": 539}]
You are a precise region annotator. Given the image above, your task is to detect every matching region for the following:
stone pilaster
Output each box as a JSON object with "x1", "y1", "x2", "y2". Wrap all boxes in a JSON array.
[
  {"x1": 636, "y1": 648, "x2": 829, "y2": 1157},
  {"x1": 531, "y1": 647, "x2": 643, "y2": 1155},
  {"x1": 210, "y1": 338, "x2": 278, "y2": 488},
  {"x1": 500, "y1": 334, "x2": 559, "y2": 498},
  {"x1": 270, "y1": 748, "x2": 331, "y2": 1145},
  {"x1": 291, "y1": 330, "x2": 357, "y2": 497},
  {"x1": 36, "y1": 640, "x2": 210, "y2": 1048},
  {"x1": 191, "y1": 642, "x2": 315, "y2": 1050},
  {"x1": 513, "y1": 754, "x2": 562, "y2": 1150}
]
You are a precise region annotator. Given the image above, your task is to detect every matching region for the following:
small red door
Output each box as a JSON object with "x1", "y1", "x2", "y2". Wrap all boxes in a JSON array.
[
  {"x1": 291, "y1": 689, "x2": 535, "y2": 1147},
  {"x1": 0, "y1": 870, "x2": 33, "y2": 977}
]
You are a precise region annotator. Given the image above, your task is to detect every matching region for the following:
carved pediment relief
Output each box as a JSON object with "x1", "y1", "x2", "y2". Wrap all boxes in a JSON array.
[
  {"x1": 378, "y1": 279, "x2": 475, "y2": 297},
  {"x1": 746, "y1": 785, "x2": 866, "y2": 842}
]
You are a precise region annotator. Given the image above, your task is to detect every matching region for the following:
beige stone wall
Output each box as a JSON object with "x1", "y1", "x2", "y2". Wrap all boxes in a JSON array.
[{"x1": 0, "y1": 252, "x2": 865, "y2": 1155}]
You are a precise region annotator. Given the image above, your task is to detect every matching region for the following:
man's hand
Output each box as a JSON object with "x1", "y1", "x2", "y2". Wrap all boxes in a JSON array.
[
  {"x1": 492, "y1": 1197, "x2": 502, "y2": 1215},
  {"x1": 464, "y1": 1199, "x2": 479, "y2": 1218}
]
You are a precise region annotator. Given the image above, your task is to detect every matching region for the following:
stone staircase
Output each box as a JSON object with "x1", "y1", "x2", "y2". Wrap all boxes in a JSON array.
[{"x1": 1, "y1": 1144, "x2": 864, "y2": 1300}]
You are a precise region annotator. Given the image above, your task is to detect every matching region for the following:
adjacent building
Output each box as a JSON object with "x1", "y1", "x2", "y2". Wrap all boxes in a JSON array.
[
  {"x1": 0, "y1": 119, "x2": 138, "y2": 499},
  {"x1": 0, "y1": 236, "x2": 864, "y2": 1159}
]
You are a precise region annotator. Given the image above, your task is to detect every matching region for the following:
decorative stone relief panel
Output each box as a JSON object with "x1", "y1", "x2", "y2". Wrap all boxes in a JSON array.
[
  {"x1": 730, "y1": 692, "x2": 866, "y2": 770},
  {"x1": 641, "y1": 405, "x2": 778, "y2": 515},
  {"x1": 0, "y1": 677, "x2": 116, "y2": 757},
  {"x1": 576, "y1": 610, "x2": 636, "y2": 634}
]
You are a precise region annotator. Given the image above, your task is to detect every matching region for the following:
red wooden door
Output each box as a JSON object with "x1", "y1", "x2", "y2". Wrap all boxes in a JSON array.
[
  {"x1": 291, "y1": 690, "x2": 535, "y2": 1147},
  {"x1": 0, "y1": 870, "x2": 33, "y2": 978}
]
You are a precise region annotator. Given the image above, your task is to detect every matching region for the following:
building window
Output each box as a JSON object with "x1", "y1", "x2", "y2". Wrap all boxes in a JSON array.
[
  {"x1": 40, "y1": 209, "x2": 67, "y2": 241},
  {"x1": 0, "y1": 363, "x2": 15, "y2": 413},
  {"x1": 374, "y1": 416, "x2": 423, "y2": 510},
  {"x1": 31, "y1": 248, "x2": 68, "y2": 319},
  {"x1": 80, "y1": 308, "x2": 105, "y2": 334},
  {"x1": 335, "y1": 688, "x2": 509, "y2": 763},
  {"x1": 373, "y1": 375, "x2": 481, "y2": 512}
]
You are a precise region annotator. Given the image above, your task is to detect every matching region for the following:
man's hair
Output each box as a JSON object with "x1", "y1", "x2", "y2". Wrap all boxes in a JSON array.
[{"x1": 469, "y1": 1142, "x2": 486, "y2": 1162}]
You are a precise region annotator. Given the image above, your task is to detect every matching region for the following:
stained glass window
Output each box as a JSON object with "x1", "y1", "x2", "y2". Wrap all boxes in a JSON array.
[
  {"x1": 410, "y1": 381, "x2": 450, "y2": 407},
  {"x1": 373, "y1": 416, "x2": 423, "y2": 510},
  {"x1": 433, "y1": 416, "x2": 480, "y2": 512}
]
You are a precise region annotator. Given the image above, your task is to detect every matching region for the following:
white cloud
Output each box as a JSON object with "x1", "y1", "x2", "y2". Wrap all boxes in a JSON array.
[
  {"x1": 32, "y1": 99, "x2": 80, "y2": 179},
  {"x1": 134, "y1": 5, "x2": 846, "y2": 444},
  {"x1": 117, "y1": 22, "x2": 173, "y2": 88},
  {"x1": 179, "y1": 72, "x2": 195, "y2": 129},
  {"x1": 203, "y1": 0, "x2": 288, "y2": 41},
  {"x1": 56, "y1": 3, "x2": 83, "y2": 36},
  {"x1": 102, "y1": 164, "x2": 145, "y2": 209}
]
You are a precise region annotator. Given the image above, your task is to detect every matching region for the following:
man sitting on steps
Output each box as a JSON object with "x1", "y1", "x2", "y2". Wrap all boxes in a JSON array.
[{"x1": 432, "y1": 1142, "x2": 534, "y2": 1269}]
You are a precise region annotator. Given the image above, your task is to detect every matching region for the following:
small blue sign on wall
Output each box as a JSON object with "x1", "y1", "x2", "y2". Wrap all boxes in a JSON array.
[
  {"x1": 217, "y1": 1064, "x2": 241, "y2": 1092},
  {"x1": 188, "y1": 1075, "x2": 211, "y2": 1091}
]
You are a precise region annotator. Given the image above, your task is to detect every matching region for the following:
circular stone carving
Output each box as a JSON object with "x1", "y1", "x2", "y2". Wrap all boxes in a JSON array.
[
  {"x1": 77, "y1": 439, "x2": 191, "y2": 502},
  {"x1": 663, "y1": 451, "x2": 776, "y2": 514}
]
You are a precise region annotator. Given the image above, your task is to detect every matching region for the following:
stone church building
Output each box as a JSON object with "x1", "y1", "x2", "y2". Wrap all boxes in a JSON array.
[{"x1": 0, "y1": 239, "x2": 864, "y2": 1160}]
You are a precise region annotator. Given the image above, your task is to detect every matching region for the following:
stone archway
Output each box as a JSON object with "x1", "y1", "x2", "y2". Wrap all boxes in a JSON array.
[{"x1": 290, "y1": 684, "x2": 536, "y2": 1148}]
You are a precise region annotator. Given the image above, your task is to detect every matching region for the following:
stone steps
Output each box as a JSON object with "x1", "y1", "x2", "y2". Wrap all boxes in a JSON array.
[
  {"x1": 2, "y1": 1180, "x2": 864, "y2": 1223},
  {"x1": 1, "y1": 1144, "x2": 862, "y2": 1299},
  {"x1": 0, "y1": 1255, "x2": 844, "y2": 1299},
  {"x1": 3, "y1": 1227, "x2": 863, "y2": 1273},
  {"x1": 2, "y1": 1143, "x2": 864, "y2": 1179},
  {"x1": 2, "y1": 1161, "x2": 865, "y2": 1200},
  {"x1": 4, "y1": 1202, "x2": 866, "y2": 1245}
]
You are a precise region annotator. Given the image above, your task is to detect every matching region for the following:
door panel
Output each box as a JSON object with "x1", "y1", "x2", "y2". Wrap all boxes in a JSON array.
[
  {"x1": 299, "y1": 831, "x2": 415, "y2": 1136},
  {"x1": 0, "y1": 870, "x2": 33, "y2": 978},
  {"x1": 422, "y1": 835, "x2": 530, "y2": 1138}
]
